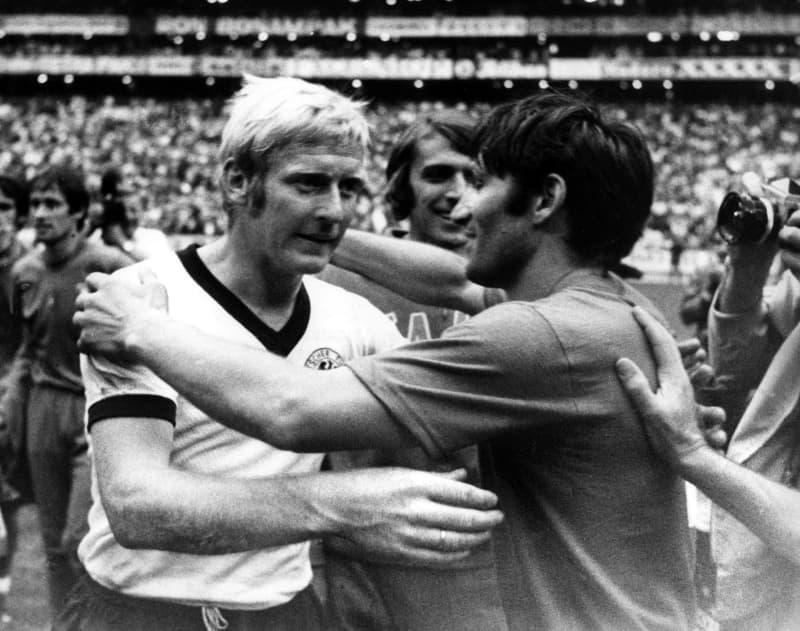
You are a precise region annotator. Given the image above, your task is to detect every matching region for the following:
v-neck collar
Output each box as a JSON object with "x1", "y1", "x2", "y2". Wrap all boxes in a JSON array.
[{"x1": 177, "y1": 244, "x2": 310, "y2": 357}]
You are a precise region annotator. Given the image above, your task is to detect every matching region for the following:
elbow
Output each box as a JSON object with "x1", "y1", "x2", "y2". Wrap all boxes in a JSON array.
[
  {"x1": 254, "y1": 389, "x2": 318, "y2": 452},
  {"x1": 102, "y1": 477, "x2": 164, "y2": 549}
]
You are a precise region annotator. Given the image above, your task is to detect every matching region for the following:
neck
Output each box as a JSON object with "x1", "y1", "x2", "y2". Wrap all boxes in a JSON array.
[
  {"x1": 199, "y1": 237, "x2": 303, "y2": 322},
  {"x1": 43, "y1": 229, "x2": 83, "y2": 266},
  {"x1": 505, "y1": 237, "x2": 602, "y2": 302}
]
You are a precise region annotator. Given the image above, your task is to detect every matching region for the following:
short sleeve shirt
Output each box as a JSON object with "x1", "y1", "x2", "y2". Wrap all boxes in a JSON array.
[
  {"x1": 347, "y1": 270, "x2": 695, "y2": 631},
  {"x1": 79, "y1": 245, "x2": 404, "y2": 610}
]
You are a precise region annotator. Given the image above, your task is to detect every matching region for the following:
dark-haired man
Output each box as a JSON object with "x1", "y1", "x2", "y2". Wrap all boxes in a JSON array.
[
  {"x1": 2, "y1": 166, "x2": 130, "y2": 617},
  {"x1": 320, "y1": 110, "x2": 506, "y2": 631},
  {"x1": 75, "y1": 92, "x2": 696, "y2": 630},
  {"x1": 0, "y1": 174, "x2": 31, "y2": 624}
]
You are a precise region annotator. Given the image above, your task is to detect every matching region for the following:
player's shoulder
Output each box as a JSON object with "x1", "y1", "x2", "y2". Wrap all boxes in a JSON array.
[
  {"x1": 82, "y1": 239, "x2": 132, "y2": 270},
  {"x1": 305, "y1": 274, "x2": 402, "y2": 341},
  {"x1": 11, "y1": 245, "x2": 44, "y2": 276},
  {"x1": 110, "y1": 250, "x2": 180, "y2": 284},
  {"x1": 306, "y1": 274, "x2": 384, "y2": 314}
]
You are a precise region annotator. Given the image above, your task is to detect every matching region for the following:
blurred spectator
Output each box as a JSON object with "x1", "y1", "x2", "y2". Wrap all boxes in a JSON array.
[{"x1": 91, "y1": 167, "x2": 171, "y2": 261}]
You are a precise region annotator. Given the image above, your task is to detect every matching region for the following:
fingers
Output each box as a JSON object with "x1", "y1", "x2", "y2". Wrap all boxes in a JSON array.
[
  {"x1": 434, "y1": 468, "x2": 468, "y2": 482},
  {"x1": 381, "y1": 524, "x2": 495, "y2": 567},
  {"x1": 688, "y1": 363, "x2": 715, "y2": 390},
  {"x1": 425, "y1": 475, "x2": 498, "y2": 510},
  {"x1": 325, "y1": 534, "x2": 474, "y2": 568},
  {"x1": 138, "y1": 266, "x2": 159, "y2": 284},
  {"x1": 614, "y1": 358, "x2": 656, "y2": 415},
  {"x1": 84, "y1": 272, "x2": 112, "y2": 292},
  {"x1": 631, "y1": 307, "x2": 684, "y2": 377},
  {"x1": 413, "y1": 502, "x2": 504, "y2": 533},
  {"x1": 741, "y1": 171, "x2": 763, "y2": 197},
  {"x1": 414, "y1": 527, "x2": 493, "y2": 553},
  {"x1": 697, "y1": 404, "x2": 727, "y2": 450},
  {"x1": 676, "y1": 338, "x2": 701, "y2": 359}
]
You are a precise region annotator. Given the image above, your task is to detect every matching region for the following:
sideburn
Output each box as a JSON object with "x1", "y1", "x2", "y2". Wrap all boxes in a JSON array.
[
  {"x1": 247, "y1": 174, "x2": 267, "y2": 219},
  {"x1": 506, "y1": 178, "x2": 535, "y2": 217}
]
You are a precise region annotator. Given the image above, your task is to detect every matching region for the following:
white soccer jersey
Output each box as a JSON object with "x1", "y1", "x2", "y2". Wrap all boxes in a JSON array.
[{"x1": 78, "y1": 244, "x2": 404, "y2": 610}]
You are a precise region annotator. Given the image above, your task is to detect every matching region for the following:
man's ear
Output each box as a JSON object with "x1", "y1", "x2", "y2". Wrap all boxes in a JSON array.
[
  {"x1": 221, "y1": 159, "x2": 250, "y2": 205},
  {"x1": 531, "y1": 173, "x2": 567, "y2": 226}
]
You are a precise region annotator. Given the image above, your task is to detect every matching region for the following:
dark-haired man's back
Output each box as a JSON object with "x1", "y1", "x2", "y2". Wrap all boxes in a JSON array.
[{"x1": 346, "y1": 271, "x2": 696, "y2": 630}]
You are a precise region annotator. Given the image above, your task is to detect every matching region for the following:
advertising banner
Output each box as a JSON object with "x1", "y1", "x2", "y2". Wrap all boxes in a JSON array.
[{"x1": 0, "y1": 14, "x2": 128, "y2": 35}]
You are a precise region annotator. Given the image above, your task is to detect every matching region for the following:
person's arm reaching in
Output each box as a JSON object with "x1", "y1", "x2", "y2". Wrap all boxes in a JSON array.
[
  {"x1": 88, "y1": 413, "x2": 501, "y2": 564},
  {"x1": 330, "y1": 229, "x2": 503, "y2": 314},
  {"x1": 715, "y1": 174, "x2": 780, "y2": 315},
  {"x1": 76, "y1": 268, "x2": 418, "y2": 453},
  {"x1": 615, "y1": 306, "x2": 800, "y2": 567}
]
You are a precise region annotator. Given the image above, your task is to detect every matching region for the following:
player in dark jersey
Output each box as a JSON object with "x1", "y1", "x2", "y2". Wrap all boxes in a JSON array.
[{"x1": 2, "y1": 166, "x2": 131, "y2": 619}]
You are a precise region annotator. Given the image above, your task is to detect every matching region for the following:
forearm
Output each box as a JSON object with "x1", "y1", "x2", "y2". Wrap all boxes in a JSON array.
[
  {"x1": 107, "y1": 467, "x2": 354, "y2": 553},
  {"x1": 332, "y1": 230, "x2": 488, "y2": 314},
  {"x1": 123, "y1": 314, "x2": 413, "y2": 452},
  {"x1": 679, "y1": 446, "x2": 800, "y2": 566},
  {"x1": 716, "y1": 256, "x2": 774, "y2": 313},
  {"x1": 708, "y1": 268, "x2": 787, "y2": 393}
]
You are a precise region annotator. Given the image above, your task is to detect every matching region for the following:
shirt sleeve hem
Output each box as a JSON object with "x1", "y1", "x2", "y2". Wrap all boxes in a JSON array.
[{"x1": 88, "y1": 394, "x2": 177, "y2": 431}]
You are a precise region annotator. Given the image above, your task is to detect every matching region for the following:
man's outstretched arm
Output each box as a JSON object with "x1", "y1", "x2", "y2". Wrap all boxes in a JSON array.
[
  {"x1": 90, "y1": 413, "x2": 502, "y2": 563},
  {"x1": 330, "y1": 230, "x2": 502, "y2": 314},
  {"x1": 615, "y1": 306, "x2": 800, "y2": 567},
  {"x1": 75, "y1": 270, "x2": 415, "y2": 453}
]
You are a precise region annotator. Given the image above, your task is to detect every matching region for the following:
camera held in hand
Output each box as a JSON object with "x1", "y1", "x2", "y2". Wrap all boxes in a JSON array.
[{"x1": 717, "y1": 173, "x2": 800, "y2": 245}]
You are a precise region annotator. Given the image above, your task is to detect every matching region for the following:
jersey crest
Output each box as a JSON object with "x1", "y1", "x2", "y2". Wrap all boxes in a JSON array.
[{"x1": 305, "y1": 347, "x2": 345, "y2": 370}]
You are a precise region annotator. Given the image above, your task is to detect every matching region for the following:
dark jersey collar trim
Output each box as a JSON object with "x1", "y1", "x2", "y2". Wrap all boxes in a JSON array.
[{"x1": 176, "y1": 243, "x2": 310, "y2": 357}]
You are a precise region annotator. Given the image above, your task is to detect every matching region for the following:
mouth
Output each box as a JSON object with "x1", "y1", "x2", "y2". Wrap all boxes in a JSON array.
[{"x1": 296, "y1": 234, "x2": 339, "y2": 246}]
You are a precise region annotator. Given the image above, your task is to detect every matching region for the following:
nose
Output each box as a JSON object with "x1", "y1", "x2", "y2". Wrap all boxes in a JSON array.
[
  {"x1": 32, "y1": 201, "x2": 48, "y2": 219},
  {"x1": 451, "y1": 196, "x2": 474, "y2": 224},
  {"x1": 317, "y1": 186, "x2": 348, "y2": 225},
  {"x1": 445, "y1": 172, "x2": 468, "y2": 202},
  {"x1": 450, "y1": 185, "x2": 476, "y2": 224}
]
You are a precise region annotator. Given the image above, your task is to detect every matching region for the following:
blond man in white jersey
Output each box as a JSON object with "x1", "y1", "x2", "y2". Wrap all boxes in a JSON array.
[{"x1": 55, "y1": 76, "x2": 501, "y2": 631}]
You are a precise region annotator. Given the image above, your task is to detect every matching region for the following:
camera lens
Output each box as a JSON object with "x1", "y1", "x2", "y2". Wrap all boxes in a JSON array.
[{"x1": 717, "y1": 192, "x2": 771, "y2": 244}]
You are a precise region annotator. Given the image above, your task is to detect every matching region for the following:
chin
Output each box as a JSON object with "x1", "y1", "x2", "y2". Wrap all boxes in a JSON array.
[{"x1": 294, "y1": 253, "x2": 332, "y2": 275}]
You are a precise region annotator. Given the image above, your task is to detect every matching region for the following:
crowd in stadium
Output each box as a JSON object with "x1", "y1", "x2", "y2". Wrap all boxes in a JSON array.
[
  {"x1": 4, "y1": 35, "x2": 800, "y2": 63},
  {"x1": 2, "y1": 95, "x2": 799, "y2": 250}
]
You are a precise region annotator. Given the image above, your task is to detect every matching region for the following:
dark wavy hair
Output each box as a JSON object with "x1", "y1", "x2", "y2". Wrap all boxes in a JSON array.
[
  {"x1": 385, "y1": 109, "x2": 476, "y2": 221},
  {"x1": 0, "y1": 175, "x2": 30, "y2": 228},
  {"x1": 473, "y1": 92, "x2": 654, "y2": 267},
  {"x1": 29, "y1": 165, "x2": 90, "y2": 231}
]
